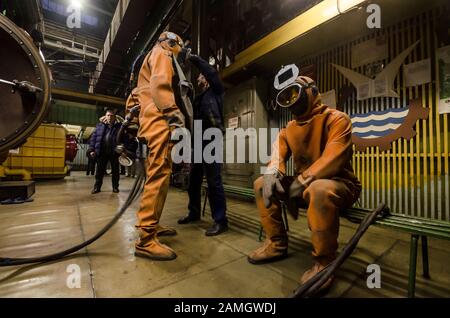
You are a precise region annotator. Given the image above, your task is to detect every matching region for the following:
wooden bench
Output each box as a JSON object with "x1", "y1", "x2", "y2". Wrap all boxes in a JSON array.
[{"x1": 201, "y1": 184, "x2": 450, "y2": 297}]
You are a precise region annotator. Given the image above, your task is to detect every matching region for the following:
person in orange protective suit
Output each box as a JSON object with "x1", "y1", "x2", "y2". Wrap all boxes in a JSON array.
[
  {"x1": 126, "y1": 31, "x2": 185, "y2": 261},
  {"x1": 247, "y1": 75, "x2": 361, "y2": 293}
]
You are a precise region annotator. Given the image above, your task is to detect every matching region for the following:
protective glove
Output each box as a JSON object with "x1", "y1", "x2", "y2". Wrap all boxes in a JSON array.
[
  {"x1": 178, "y1": 47, "x2": 192, "y2": 65},
  {"x1": 288, "y1": 175, "x2": 313, "y2": 200},
  {"x1": 262, "y1": 168, "x2": 285, "y2": 209}
]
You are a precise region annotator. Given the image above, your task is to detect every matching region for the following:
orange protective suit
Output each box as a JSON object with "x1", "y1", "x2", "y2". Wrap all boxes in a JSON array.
[
  {"x1": 249, "y1": 76, "x2": 361, "y2": 290},
  {"x1": 126, "y1": 32, "x2": 183, "y2": 260}
]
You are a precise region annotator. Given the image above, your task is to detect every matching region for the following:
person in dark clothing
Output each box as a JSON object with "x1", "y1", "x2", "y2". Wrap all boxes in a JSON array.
[
  {"x1": 177, "y1": 53, "x2": 228, "y2": 236},
  {"x1": 88, "y1": 109, "x2": 122, "y2": 194}
]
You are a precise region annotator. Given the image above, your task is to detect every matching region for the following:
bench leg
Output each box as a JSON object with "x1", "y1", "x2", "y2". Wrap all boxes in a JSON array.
[
  {"x1": 421, "y1": 236, "x2": 431, "y2": 279},
  {"x1": 258, "y1": 226, "x2": 263, "y2": 242},
  {"x1": 202, "y1": 188, "x2": 208, "y2": 217},
  {"x1": 282, "y1": 203, "x2": 289, "y2": 232},
  {"x1": 408, "y1": 235, "x2": 419, "y2": 298}
]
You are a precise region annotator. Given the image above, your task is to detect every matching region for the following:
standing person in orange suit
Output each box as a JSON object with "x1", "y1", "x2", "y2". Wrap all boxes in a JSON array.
[{"x1": 126, "y1": 32, "x2": 185, "y2": 261}]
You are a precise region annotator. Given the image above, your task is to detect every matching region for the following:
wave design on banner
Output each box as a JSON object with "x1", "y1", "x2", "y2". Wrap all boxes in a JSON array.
[{"x1": 350, "y1": 99, "x2": 429, "y2": 151}]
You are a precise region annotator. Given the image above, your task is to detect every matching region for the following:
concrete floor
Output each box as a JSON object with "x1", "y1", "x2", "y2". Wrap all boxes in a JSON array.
[{"x1": 0, "y1": 172, "x2": 449, "y2": 298}]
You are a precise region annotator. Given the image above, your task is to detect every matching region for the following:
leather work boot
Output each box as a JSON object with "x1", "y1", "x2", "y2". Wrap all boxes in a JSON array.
[
  {"x1": 156, "y1": 224, "x2": 177, "y2": 236},
  {"x1": 135, "y1": 228, "x2": 177, "y2": 261},
  {"x1": 247, "y1": 239, "x2": 288, "y2": 264},
  {"x1": 178, "y1": 214, "x2": 200, "y2": 224},
  {"x1": 91, "y1": 187, "x2": 101, "y2": 194},
  {"x1": 300, "y1": 262, "x2": 334, "y2": 296},
  {"x1": 205, "y1": 223, "x2": 228, "y2": 236}
]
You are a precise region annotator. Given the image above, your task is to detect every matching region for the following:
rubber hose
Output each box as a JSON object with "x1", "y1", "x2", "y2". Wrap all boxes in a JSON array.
[
  {"x1": 291, "y1": 203, "x2": 389, "y2": 298},
  {"x1": 0, "y1": 159, "x2": 146, "y2": 267}
]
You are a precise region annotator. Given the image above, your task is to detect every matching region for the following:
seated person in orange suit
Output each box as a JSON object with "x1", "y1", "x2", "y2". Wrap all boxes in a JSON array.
[{"x1": 248, "y1": 75, "x2": 361, "y2": 294}]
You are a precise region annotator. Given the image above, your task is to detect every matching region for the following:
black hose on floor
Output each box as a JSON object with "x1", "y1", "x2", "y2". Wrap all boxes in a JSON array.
[
  {"x1": 0, "y1": 159, "x2": 146, "y2": 267},
  {"x1": 291, "y1": 203, "x2": 389, "y2": 298}
]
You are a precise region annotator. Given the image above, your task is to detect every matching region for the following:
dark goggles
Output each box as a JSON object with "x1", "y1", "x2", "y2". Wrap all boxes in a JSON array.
[{"x1": 276, "y1": 83, "x2": 303, "y2": 108}]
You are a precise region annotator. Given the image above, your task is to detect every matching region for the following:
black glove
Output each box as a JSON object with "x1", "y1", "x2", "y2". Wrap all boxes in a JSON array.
[
  {"x1": 115, "y1": 144, "x2": 125, "y2": 155},
  {"x1": 262, "y1": 168, "x2": 285, "y2": 208},
  {"x1": 178, "y1": 47, "x2": 192, "y2": 65},
  {"x1": 163, "y1": 109, "x2": 185, "y2": 128}
]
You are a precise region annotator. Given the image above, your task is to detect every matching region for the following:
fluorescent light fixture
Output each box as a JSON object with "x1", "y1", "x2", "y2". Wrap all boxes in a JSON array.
[
  {"x1": 70, "y1": 0, "x2": 83, "y2": 9},
  {"x1": 337, "y1": 0, "x2": 366, "y2": 13}
]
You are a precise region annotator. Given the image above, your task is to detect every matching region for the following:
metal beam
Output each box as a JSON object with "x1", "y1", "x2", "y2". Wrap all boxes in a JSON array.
[
  {"x1": 52, "y1": 88, "x2": 125, "y2": 108},
  {"x1": 221, "y1": 0, "x2": 367, "y2": 80},
  {"x1": 43, "y1": 38, "x2": 100, "y2": 60}
]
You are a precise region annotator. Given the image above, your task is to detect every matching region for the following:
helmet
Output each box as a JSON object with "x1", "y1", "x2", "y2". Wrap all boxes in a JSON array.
[{"x1": 158, "y1": 31, "x2": 184, "y2": 56}]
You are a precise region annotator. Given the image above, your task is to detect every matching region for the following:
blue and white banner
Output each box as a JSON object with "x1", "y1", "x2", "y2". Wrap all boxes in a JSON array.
[{"x1": 351, "y1": 107, "x2": 409, "y2": 139}]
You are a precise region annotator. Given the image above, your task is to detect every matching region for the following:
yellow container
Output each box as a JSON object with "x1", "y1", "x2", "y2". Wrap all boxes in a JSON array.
[{"x1": 2, "y1": 123, "x2": 68, "y2": 179}]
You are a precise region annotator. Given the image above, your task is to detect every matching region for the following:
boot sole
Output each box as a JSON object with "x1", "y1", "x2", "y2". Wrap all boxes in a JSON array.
[
  {"x1": 247, "y1": 253, "x2": 288, "y2": 265},
  {"x1": 157, "y1": 230, "x2": 178, "y2": 237},
  {"x1": 135, "y1": 249, "x2": 177, "y2": 261}
]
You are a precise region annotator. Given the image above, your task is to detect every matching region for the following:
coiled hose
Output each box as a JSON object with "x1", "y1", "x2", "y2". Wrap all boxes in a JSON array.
[
  {"x1": 0, "y1": 158, "x2": 146, "y2": 267},
  {"x1": 291, "y1": 203, "x2": 389, "y2": 298}
]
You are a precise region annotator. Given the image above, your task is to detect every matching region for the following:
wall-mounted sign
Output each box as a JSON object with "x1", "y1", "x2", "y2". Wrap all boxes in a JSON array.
[
  {"x1": 228, "y1": 117, "x2": 239, "y2": 129},
  {"x1": 437, "y1": 45, "x2": 450, "y2": 114},
  {"x1": 351, "y1": 37, "x2": 388, "y2": 69},
  {"x1": 404, "y1": 59, "x2": 431, "y2": 87},
  {"x1": 333, "y1": 41, "x2": 419, "y2": 100},
  {"x1": 351, "y1": 99, "x2": 429, "y2": 151}
]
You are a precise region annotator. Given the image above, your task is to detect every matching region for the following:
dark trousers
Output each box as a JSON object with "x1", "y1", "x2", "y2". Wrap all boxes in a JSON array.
[
  {"x1": 86, "y1": 157, "x2": 96, "y2": 176},
  {"x1": 188, "y1": 162, "x2": 227, "y2": 225},
  {"x1": 95, "y1": 154, "x2": 120, "y2": 189}
]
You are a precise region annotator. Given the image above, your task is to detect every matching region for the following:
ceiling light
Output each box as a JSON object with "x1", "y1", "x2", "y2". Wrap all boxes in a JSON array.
[{"x1": 70, "y1": 0, "x2": 83, "y2": 9}]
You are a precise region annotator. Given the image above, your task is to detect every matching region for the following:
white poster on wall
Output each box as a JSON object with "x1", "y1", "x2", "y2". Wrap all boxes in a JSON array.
[
  {"x1": 373, "y1": 78, "x2": 389, "y2": 97},
  {"x1": 404, "y1": 59, "x2": 431, "y2": 87},
  {"x1": 228, "y1": 117, "x2": 239, "y2": 129},
  {"x1": 437, "y1": 45, "x2": 450, "y2": 114},
  {"x1": 321, "y1": 89, "x2": 337, "y2": 109},
  {"x1": 351, "y1": 37, "x2": 388, "y2": 69},
  {"x1": 356, "y1": 80, "x2": 372, "y2": 100}
]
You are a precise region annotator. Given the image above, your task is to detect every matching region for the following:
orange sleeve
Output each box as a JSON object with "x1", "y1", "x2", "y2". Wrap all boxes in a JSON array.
[
  {"x1": 301, "y1": 113, "x2": 353, "y2": 184},
  {"x1": 267, "y1": 128, "x2": 291, "y2": 175},
  {"x1": 125, "y1": 88, "x2": 139, "y2": 112},
  {"x1": 148, "y1": 47, "x2": 178, "y2": 112}
]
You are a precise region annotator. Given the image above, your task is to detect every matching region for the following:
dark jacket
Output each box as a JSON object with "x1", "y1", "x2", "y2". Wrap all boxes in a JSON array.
[
  {"x1": 190, "y1": 55, "x2": 225, "y2": 132},
  {"x1": 88, "y1": 120, "x2": 122, "y2": 157}
]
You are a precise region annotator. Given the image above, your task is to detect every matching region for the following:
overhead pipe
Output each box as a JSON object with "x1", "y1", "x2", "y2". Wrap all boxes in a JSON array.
[{"x1": 52, "y1": 88, "x2": 125, "y2": 107}]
